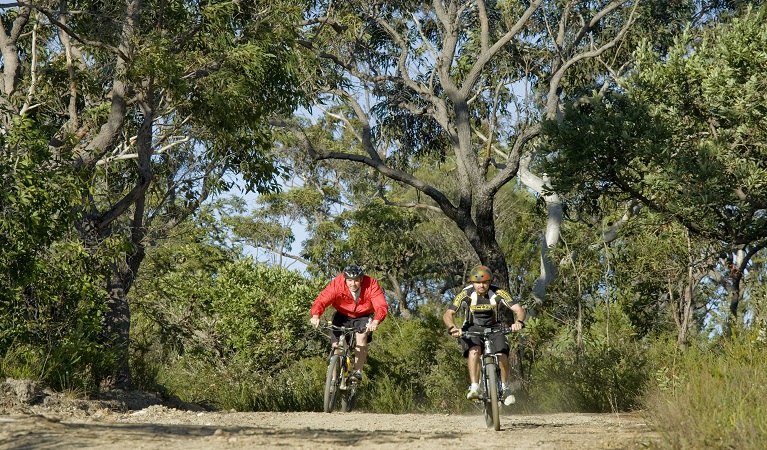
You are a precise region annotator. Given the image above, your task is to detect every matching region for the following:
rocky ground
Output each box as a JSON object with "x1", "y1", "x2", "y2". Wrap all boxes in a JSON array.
[{"x1": 0, "y1": 378, "x2": 662, "y2": 449}]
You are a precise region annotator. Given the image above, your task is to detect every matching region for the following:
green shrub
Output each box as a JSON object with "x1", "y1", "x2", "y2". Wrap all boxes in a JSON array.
[
  {"x1": 361, "y1": 308, "x2": 473, "y2": 413},
  {"x1": 216, "y1": 357, "x2": 326, "y2": 411},
  {"x1": 131, "y1": 260, "x2": 330, "y2": 409},
  {"x1": 144, "y1": 351, "x2": 308, "y2": 411},
  {"x1": 0, "y1": 243, "x2": 114, "y2": 393},
  {"x1": 528, "y1": 302, "x2": 650, "y2": 412},
  {"x1": 533, "y1": 342, "x2": 648, "y2": 412},
  {"x1": 366, "y1": 373, "x2": 416, "y2": 413},
  {"x1": 421, "y1": 341, "x2": 473, "y2": 413},
  {"x1": 0, "y1": 142, "x2": 114, "y2": 393},
  {"x1": 644, "y1": 336, "x2": 767, "y2": 449}
]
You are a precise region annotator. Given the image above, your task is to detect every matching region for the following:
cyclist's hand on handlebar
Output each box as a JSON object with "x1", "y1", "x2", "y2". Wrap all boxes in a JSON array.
[
  {"x1": 310, "y1": 316, "x2": 320, "y2": 328},
  {"x1": 367, "y1": 320, "x2": 380, "y2": 332},
  {"x1": 510, "y1": 320, "x2": 525, "y2": 332},
  {"x1": 449, "y1": 327, "x2": 462, "y2": 337}
]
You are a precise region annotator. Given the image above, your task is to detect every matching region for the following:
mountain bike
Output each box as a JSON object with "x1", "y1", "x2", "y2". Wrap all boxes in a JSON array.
[
  {"x1": 320, "y1": 323, "x2": 363, "y2": 413},
  {"x1": 461, "y1": 326, "x2": 513, "y2": 431}
]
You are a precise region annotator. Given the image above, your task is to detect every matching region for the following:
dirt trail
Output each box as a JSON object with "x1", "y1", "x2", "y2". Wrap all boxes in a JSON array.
[
  {"x1": 0, "y1": 380, "x2": 661, "y2": 449},
  {"x1": 1, "y1": 408, "x2": 660, "y2": 450}
]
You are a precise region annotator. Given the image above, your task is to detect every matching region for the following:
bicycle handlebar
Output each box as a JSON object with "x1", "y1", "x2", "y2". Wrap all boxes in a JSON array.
[
  {"x1": 320, "y1": 323, "x2": 367, "y2": 334},
  {"x1": 455, "y1": 326, "x2": 514, "y2": 338}
]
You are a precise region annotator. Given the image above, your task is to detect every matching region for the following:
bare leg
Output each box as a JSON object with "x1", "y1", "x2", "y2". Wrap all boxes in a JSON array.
[
  {"x1": 354, "y1": 332, "x2": 368, "y2": 371},
  {"x1": 498, "y1": 353, "x2": 509, "y2": 385},
  {"x1": 468, "y1": 346, "x2": 481, "y2": 384}
]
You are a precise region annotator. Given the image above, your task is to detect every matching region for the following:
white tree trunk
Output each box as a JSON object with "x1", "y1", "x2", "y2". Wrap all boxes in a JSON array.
[{"x1": 519, "y1": 153, "x2": 562, "y2": 305}]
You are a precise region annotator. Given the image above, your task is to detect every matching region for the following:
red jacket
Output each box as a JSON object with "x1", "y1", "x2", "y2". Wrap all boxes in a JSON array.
[{"x1": 311, "y1": 274, "x2": 388, "y2": 322}]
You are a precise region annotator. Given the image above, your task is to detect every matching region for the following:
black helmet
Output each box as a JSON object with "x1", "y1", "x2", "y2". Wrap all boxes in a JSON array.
[{"x1": 343, "y1": 265, "x2": 364, "y2": 279}]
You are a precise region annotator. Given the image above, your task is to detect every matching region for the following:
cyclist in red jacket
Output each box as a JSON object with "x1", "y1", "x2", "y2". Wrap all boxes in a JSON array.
[{"x1": 310, "y1": 265, "x2": 388, "y2": 381}]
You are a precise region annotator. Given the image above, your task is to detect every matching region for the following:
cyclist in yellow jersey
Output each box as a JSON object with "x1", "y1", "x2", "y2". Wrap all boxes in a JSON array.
[{"x1": 443, "y1": 265, "x2": 526, "y2": 404}]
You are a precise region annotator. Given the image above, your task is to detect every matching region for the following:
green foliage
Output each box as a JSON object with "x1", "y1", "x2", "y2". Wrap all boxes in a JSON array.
[
  {"x1": 227, "y1": 188, "x2": 325, "y2": 258},
  {"x1": 361, "y1": 310, "x2": 452, "y2": 412},
  {"x1": 543, "y1": 4, "x2": 767, "y2": 247},
  {"x1": 528, "y1": 302, "x2": 650, "y2": 412},
  {"x1": 366, "y1": 372, "x2": 416, "y2": 413},
  {"x1": 0, "y1": 125, "x2": 78, "y2": 294},
  {"x1": 0, "y1": 128, "x2": 115, "y2": 392},
  {"x1": 131, "y1": 249, "x2": 326, "y2": 406},
  {"x1": 124, "y1": 0, "x2": 307, "y2": 193},
  {"x1": 0, "y1": 239, "x2": 115, "y2": 393},
  {"x1": 210, "y1": 261, "x2": 322, "y2": 370},
  {"x1": 152, "y1": 355, "x2": 325, "y2": 411},
  {"x1": 232, "y1": 357, "x2": 326, "y2": 411},
  {"x1": 420, "y1": 332, "x2": 476, "y2": 413},
  {"x1": 372, "y1": 102, "x2": 451, "y2": 167},
  {"x1": 644, "y1": 337, "x2": 767, "y2": 449},
  {"x1": 743, "y1": 253, "x2": 767, "y2": 337},
  {"x1": 299, "y1": 198, "x2": 444, "y2": 309},
  {"x1": 2, "y1": 0, "x2": 315, "y2": 391}
]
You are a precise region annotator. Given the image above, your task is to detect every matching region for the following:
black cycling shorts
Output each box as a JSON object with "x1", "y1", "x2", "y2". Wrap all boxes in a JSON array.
[
  {"x1": 331, "y1": 312, "x2": 373, "y2": 345},
  {"x1": 458, "y1": 324, "x2": 510, "y2": 358}
]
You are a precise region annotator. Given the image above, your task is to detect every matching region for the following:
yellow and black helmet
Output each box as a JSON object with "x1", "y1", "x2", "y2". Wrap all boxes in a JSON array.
[{"x1": 468, "y1": 265, "x2": 493, "y2": 282}]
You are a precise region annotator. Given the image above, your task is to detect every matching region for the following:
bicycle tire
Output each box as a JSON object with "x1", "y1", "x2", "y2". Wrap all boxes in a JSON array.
[
  {"x1": 341, "y1": 384, "x2": 356, "y2": 412},
  {"x1": 483, "y1": 361, "x2": 501, "y2": 430},
  {"x1": 323, "y1": 355, "x2": 342, "y2": 413}
]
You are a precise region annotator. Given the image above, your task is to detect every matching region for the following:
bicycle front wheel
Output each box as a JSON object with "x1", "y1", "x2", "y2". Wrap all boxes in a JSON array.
[
  {"x1": 483, "y1": 361, "x2": 501, "y2": 430},
  {"x1": 341, "y1": 383, "x2": 356, "y2": 412},
  {"x1": 323, "y1": 355, "x2": 343, "y2": 413}
]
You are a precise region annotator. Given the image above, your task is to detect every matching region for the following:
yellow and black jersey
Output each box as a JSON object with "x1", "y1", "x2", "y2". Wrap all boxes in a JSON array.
[{"x1": 448, "y1": 284, "x2": 517, "y2": 327}]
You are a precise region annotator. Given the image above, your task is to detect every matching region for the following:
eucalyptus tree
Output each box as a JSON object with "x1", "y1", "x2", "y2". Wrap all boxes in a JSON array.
[
  {"x1": 236, "y1": 126, "x2": 465, "y2": 308},
  {"x1": 615, "y1": 221, "x2": 717, "y2": 347},
  {"x1": 248, "y1": 129, "x2": 540, "y2": 311},
  {"x1": 1, "y1": 0, "x2": 306, "y2": 387},
  {"x1": 224, "y1": 190, "x2": 319, "y2": 270},
  {"x1": 276, "y1": 0, "x2": 656, "y2": 298},
  {"x1": 555, "y1": 210, "x2": 718, "y2": 347},
  {"x1": 234, "y1": 182, "x2": 445, "y2": 313},
  {"x1": 542, "y1": 4, "x2": 767, "y2": 322}
]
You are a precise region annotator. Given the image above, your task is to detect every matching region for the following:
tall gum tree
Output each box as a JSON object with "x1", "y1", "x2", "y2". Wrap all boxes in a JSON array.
[
  {"x1": 542, "y1": 4, "x2": 767, "y2": 324},
  {"x1": 280, "y1": 0, "x2": 640, "y2": 295},
  {"x1": 1, "y1": 0, "x2": 305, "y2": 387}
]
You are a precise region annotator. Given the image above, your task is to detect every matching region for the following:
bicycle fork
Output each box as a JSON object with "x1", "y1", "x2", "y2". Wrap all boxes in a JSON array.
[
  {"x1": 339, "y1": 354, "x2": 353, "y2": 390},
  {"x1": 478, "y1": 356, "x2": 492, "y2": 399},
  {"x1": 480, "y1": 339, "x2": 500, "y2": 401},
  {"x1": 332, "y1": 340, "x2": 354, "y2": 391}
]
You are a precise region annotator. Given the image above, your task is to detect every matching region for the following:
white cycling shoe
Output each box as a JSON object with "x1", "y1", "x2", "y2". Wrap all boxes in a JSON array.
[
  {"x1": 466, "y1": 385, "x2": 482, "y2": 400},
  {"x1": 501, "y1": 386, "x2": 516, "y2": 405}
]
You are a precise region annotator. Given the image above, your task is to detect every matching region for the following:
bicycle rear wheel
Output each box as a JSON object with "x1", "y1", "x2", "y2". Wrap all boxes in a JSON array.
[
  {"x1": 323, "y1": 355, "x2": 342, "y2": 413},
  {"x1": 483, "y1": 361, "x2": 501, "y2": 430}
]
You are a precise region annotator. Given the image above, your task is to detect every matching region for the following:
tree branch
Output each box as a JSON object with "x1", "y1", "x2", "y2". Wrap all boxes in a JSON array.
[{"x1": 22, "y1": 2, "x2": 130, "y2": 61}]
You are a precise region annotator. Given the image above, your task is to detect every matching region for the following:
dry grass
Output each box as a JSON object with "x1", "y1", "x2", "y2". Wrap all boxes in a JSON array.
[{"x1": 643, "y1": 339, "x2": 767, "y2": 449}]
